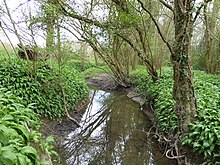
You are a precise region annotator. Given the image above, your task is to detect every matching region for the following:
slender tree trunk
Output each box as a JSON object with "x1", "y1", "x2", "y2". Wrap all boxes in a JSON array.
[
  {"x1": 172, "y1": 0, "x2": 197, "y2": 133},
  {"x1": 46, "y1": 0, "x2": 55, "y2": 48},
  {"x1": 80, "y1": 43, "x2": 86, "y2": 71},
  {"x1": 57, "y1": 21, "x2": 62, "y2": 64},
  {"x1": 93, "y1": 50, "x2": 98, "y2": 66},
  {"x1": 46, "y1": 24, "x2": 54, "y2": 48},
  {"x1": 132, "y1": 54, "x2": 138, "y2": 70},
  {"x1": 204, "y1": 0, "x2": 219, "y2": 74}
]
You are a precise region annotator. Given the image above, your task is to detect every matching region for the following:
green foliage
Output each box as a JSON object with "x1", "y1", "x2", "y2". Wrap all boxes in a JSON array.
[
  {"x1": 0, "y1": 88, "x2": 56, "y2": 165},
  {"x1": 183, "y1": 71, "x2": 220, "y2": 163},
  {"x1": 57, "y1": 65, "x2": 89, "y2": 112},
  {"x1": 66, "y1": 60, "x2": 95, "y2": 71},
  {"x1": 130, "y1": 67, "x2": 178, "y2": 133},
  {"x1": 131, "y1": 67, "x2": 220, "y2": 163},
  {"x1": 130, "y1": 67, "x2": 152, "y2": 96},
  {"x1": 82, "y1": 65, "x2": 111, "y2": 79},
  {"x1": 0, "y1": 57, "x2": 89, "y2": 119},
  {"x1": 153, "y1": 70, "x2": 177, "y2": 133}
]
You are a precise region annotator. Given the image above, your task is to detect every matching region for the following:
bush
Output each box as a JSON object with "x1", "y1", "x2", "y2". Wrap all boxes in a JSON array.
[
  {"x1": 82, "y1": 65, "x2": 111, "y2": 78},
  {"x1": 66, "y1": 60, "x2": 95, "y2": 71},
  {"x1": 183, "y1": 71, "x2": 220, "y2": 163},
  {"x1": 131, "y1": 67, "x2": 220, "y2": 163},
  {"x1": 130, "y1": 67, "x2": 178, "y2": 133},
  {"x1": 0, "y1": 57, "x2": 89, "y2": 119},
  {"x1": 0, "y1": 88, "x2": 56, "y2": 165}
]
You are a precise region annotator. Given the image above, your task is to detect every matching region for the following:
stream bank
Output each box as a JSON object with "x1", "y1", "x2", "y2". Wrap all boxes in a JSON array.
[
  {"x1": 41, "y1": 73, "x2": 173, "y2": 165},
  {"x1": 83, "y1": 73, "x2": 205, "y2": 165},
  {"x1": 42, "y1": 88, "x2": 175, "y2": 165}
]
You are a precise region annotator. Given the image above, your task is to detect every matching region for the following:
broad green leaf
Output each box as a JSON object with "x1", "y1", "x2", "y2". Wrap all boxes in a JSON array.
[
  {"x1": 0, "y1": 145, "x2": 17, "y2": 165},
  {"x1": 20, "y1": 146, "x2": 38, "y2": 161}
]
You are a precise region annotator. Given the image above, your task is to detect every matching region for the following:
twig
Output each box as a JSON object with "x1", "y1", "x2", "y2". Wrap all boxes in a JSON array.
[
  {"x1": 0, "y1": 21, "x2": 18, "y2": 57},
  {"x1": 159, "y1": 0, "x2": 174, "y2": 12},
  {"x1": 137, "y1": 0, "x2": 174, "y2": 56}
]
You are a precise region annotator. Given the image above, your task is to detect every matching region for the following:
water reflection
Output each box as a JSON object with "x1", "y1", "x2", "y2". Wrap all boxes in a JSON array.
[{"x1": 62, "y1": 89, "x2": 174, "y2": 165}]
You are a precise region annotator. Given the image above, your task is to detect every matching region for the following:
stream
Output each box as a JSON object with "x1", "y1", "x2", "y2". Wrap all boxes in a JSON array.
[{"x1": 59, "y1": 89, "x2": 175, "y2": 165}]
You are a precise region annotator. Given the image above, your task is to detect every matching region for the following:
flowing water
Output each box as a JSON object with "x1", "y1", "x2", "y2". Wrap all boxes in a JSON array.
[{"x1": 60, "y1": 89, "x2": 175, "y2": 165}]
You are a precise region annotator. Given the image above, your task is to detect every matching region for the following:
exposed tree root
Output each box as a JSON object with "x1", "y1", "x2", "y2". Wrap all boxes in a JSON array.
[{"x1": 146, "y1": 123, "x2": 187, "y2": 165}]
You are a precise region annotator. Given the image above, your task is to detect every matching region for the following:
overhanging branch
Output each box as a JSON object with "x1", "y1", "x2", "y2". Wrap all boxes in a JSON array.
[
  {"x1": 193, "y1": 0, "x2": 213, "y2": 23},
  {"x1": 159, "y1": 0, "x2": 174, "y2": 12},
  {"x1": 137, "y1": 0, "x2": 174, "y2": 56}
]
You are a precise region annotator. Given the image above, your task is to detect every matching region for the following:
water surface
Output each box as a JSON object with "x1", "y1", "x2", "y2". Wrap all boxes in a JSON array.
[{"x1": 62, "y1": 89, "x2": 174, "y2": 165}]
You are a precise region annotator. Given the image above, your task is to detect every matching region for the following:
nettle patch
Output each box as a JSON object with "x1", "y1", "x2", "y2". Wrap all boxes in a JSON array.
[
  {"x1": 0, "y1": 88, "x2": 57, "y2": 165},
  {"x1": 0, "y1": 58, "x2": 89, "y2": 119}
]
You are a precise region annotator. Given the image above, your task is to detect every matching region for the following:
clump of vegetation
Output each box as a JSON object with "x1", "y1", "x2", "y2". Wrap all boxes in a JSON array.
[
  {"x1": 0, "y1": 57, "x2": 89, "y2": 119},
  {"x1": 130, "y1": 67, "x2": 220, "y2": 163},
  {"x1": 183, "y1": 71, "x2": 220, "y2": 163},
  {"x1": 0, "y1": 88, "x2": 57, "y2": 164},
  {"x1": 82, "y1": 66, "x2": 111, "y2": 79},
  {"x1": 66, "y1": 60, "x2": 95, "y2": 71},
  {"x1": 130, "y1": 67, "x2": 178, "y2": 133}
]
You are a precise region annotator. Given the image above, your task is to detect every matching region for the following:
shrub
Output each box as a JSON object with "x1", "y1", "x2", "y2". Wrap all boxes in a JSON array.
[
  {"x1": 82, "y1": 65, "x2": 111, "y2": 78},
  {"x1": 0, "y1": 57, "x2": 89, "y2": 119},
  {"x1": 66, "y1": 60, "x2": 95, "y2": 71},
  {"x1": 0, "y1": 88, "x2": 56, "y2": 165}
]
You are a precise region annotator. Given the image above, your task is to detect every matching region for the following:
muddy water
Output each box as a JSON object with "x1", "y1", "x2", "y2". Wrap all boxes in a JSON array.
[{"x1": 61, "y1": 89, "x2": 175, "y2": 165}]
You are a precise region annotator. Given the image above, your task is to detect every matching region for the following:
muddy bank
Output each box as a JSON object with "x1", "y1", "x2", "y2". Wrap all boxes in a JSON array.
[
  {"x1": 50, "y1": 89, "x2": 175, "y2": 165},
  {"x1": 41, "y1": 99, "x2": 89, "y2": 164},
  {"x1": 86, "y1": 73, "x2": 118, "y2": 90}
]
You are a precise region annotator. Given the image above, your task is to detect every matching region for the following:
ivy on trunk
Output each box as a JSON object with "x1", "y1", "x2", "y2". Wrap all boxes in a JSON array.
[{"x1": 172, "y1": 0, "x2": 197, "y2": 133}]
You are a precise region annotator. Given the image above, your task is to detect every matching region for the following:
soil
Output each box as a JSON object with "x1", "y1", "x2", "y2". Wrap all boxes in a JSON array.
[{"x1": 86, "y1": 73, "x2": 119, "y2": 90}]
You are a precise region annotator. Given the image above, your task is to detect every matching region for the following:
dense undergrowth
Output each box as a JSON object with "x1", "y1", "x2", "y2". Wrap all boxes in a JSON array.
[
  {"x1": 0, "y1": 55, "x2": 89, "y2": 164},
  {"x1": 66, "y1": 60, "x2": 111, "y2": 78},
  {"x1": 0, "y1": 57, "x2": 89, "y2": 119},
  {"x1": 130, "y1": 67, "x2": 220, "y2": 163},
  {"x1": 0, "y1": 88, "x2": 56, "y2": 164}
]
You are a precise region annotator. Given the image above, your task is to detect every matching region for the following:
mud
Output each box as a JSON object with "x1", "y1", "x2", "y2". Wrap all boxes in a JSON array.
[{"x1": 86, "y1": 73, "x2": 118, "y2": 90}]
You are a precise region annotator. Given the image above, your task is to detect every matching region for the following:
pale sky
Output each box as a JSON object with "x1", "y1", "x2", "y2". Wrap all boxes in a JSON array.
[{"x1": 1, "y1": 0, "x2": 46, "y2": 47}]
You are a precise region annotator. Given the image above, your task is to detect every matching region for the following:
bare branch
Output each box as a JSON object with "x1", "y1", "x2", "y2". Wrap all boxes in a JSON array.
[
  {"x1": 159, "y1": 0, "x2": 174, "y2": 12},
  {"x1": 117, "y1": 33, "x2": 158, "y2": 81},
  {"x1": 0, "y1": 39, "x2": 11, "y2": 59},
  {"x1": 193, "y1": 0, "x2": 213, "y2": 23},
  {"x1": 57, "y1": 1, "x2": 111, "y2": 29},
  {"x1": 0, "y1": 20, "x2": 18, "y2": 56},
  {"x1": 137, "y1": 0, "x2": 174, "y2": 56},
  {"x1": 12, "y1": 0, "x2": 31, "y2": 13}
]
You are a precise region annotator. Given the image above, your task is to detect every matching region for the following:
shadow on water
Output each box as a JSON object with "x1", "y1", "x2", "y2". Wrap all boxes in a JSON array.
[{"x1": 61, "y1": 89, "x2": 175, "y2": 165}]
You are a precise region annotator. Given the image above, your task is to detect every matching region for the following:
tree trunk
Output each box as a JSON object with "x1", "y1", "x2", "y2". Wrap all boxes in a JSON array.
[
  {"x1": 45, "y1": 0, "x2": 55, "y2": 48},
  {"x1": 172, "y1": 0, "x2": 197, "y2": 133},
  {"x1": 204, "y1": 0, "x2": 219, "y2": 74}
]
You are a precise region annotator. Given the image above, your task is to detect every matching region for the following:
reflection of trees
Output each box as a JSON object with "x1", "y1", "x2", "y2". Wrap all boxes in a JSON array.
[
  {"x1": 62, "y1": 90, "x2": 172, "y2": 165},
  {"x1": 102, "y1": 94, "x2": 153, "y2": 165}
]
